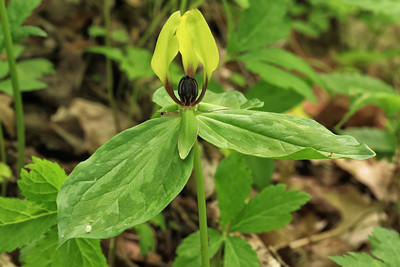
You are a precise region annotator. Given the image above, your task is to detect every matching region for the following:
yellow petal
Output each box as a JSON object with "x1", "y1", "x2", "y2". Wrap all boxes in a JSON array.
[
  {"x1": 177, "y1": 12, "x2": 199, "y2": 77},
  {"x1": 151, "y1": 11, "x2": 181, "y2": 85},
  {"x1": 185, "y1": 9, "x2": 219, "y2": 81}
]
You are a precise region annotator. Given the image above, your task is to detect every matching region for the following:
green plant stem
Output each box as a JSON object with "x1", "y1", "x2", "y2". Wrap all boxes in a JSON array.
[
  {"x1": 180, "y1": 0, "x2": 187, "y2": 12},
  {"x1": 0, "y1": 0, "x2": 25, "y2": 177},
  {"x1": 137, "y1": 0, "x2": 176, "y2": 47},
  {"x1": 0, "y1": 121, "x2": 7, "y2": 196},
  {"x1": 193, "y1": 139, "x2": 210, "y2": 267},
  {"x1": 108, "y1": 236, "x2": 118, "y2": 267},
  {"x1": 104, "y1": 0, "x2": 121, "y2": 132}
]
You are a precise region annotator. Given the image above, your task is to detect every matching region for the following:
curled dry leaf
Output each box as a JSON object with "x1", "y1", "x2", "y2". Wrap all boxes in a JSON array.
[{"x1": 334, "y1": 159, "x2": 396, "y2": 201}]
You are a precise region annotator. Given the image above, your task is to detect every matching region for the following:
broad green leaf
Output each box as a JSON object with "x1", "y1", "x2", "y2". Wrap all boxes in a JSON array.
[
  {"x1": 0, "y1": 162, "x2": 12, "y2": 182},
  {"x1": 0, "y1": 59, "x2": 55, "y2": 95},
  {"x1": 0, "y1": 197, "x2": 56, "y2": 253},
  {"x1": 339, "y1": 127, "x2": 396, "y2": 158},
  {"x1": 135, "y1": 223, "x2": 155, "y2": 255},
  {"x1": 152, "y1": 87, "x2": 263, "y2": 110},
  {"x1": 178, "y1": 109, "x2": 198, "y2": 159},
  {"x1": 88, "y1": 25, "x2": 106, "y2": 37},
  {"x1": 243, "y1": 155, "x2": 274, "y2": 190},
  {"x1": 239, "y1": 48, "x2": 324, "y2": 86},
  {"x1": 229, "y1": 0, "x2": 291, "y2": 54},
  {"x1": 86, "y1": 46, "x2": 124, "y2": 61},
  {"x1": 57, "y1": 117, "x2": 193, "y2": 243},
  {"x1": 151, "y1": 11, "x2": 181, "y2": 85},
  {"x1": 119, "y1": 47, "x2": 154, "y2": 81},
  {"x1": 186, "y1": 9, "x2": 219, "y2": 81},
  {"x1": 370, "y1": 226, "x2": 400, "y2": 266},
  {"x1": 173, "y1": 228, "x2": 224, "y2": 267},
  {"x1": 321, "y1": 73, "x2": 400, "y2": 116},
  {"x1": 224, "y1": 236, "x2": 260, "y2": 267},
  {"x1": 149, "y1": 213, "x2": 167, "y2": 232},
  {"x1": 229, "y1": 184, "x2": 310, "y2": 233},
  {"x1": 330, "y1": 252, "x2": 385, "y2": 267},
  {"x1": 197, "y1": 109, "x2": 375, "y2": 160},
  {"x1": 18, "y1": 157, "x2": 67, "y2": 210},
  {"x1": 215, "y1": 153, "x2": 252, "y2": 228},
  {"x1": 331, "y1": 226, "x2": 400, "y2": 267},
  {"x1": 240, "y1": 59, "x2": 316, "y2": 102},
  {"x1": 246, "y1": 81, "x2": 303, "y2": 113},
  {"x1": 20, "y1": 227, "x2": 107, "y2": 267}
]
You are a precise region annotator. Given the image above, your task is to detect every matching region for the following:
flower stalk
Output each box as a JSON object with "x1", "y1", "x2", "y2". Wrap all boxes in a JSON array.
[{"x1": 193, "y1": 139, "x2": 210, "y2": 267}]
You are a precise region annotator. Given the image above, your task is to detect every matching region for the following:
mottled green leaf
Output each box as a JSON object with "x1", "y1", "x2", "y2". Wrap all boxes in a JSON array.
[
  {"x1": 197, "y1": 109, "x2": 375, "y2": 160},
  {"x1": 18, "y1": 157, "x2": 67, "y2": 210},
  {"x1": 215, "y1": 153, "x2": 252, "y2": 228},
  {"x1": 224, "y1": 236, "x2": 260, "y2": 267},
  {"x1": 20, "y1": 228, "x2": 107, "y2": 267},
  {"x1": 229, "y1": 184, "x2": 310, "y2": 233},
  {"x1": 0, "y1": 198, "x2": 56, "y2": 253},
  {"x1": 173, "y1": 228, "x2": 224, "y2": 267},
  {"x1": 57, "y1": 117, "x2": 193, "y2": 243}
]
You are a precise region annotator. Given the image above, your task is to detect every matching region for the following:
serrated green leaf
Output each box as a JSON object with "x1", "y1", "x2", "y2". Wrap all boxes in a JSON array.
[
  {"x1": 0, "y1": 197, "x2": 56, "y2": 253},
  {"x1": 243, "y1": 154, "x2": 274, "y2": 190},
  {"x1": 173, "y1": 228, "x2": 224, "y2": 267},
  {"x1": 20, "y1": 227, "x2": 107, "y2": 267},
  {"x1": 18, "y1": 157, "x2": 67, "y2": 210},
  {"x1": 239, "y1": 48, "x2": 324, "y2": 86},
  {"x1": 370, "y1": 226, "x2": 400, "y2": 266},
  {"x1": 0, "y1": 59, "x2": 55, "y2": 95},
  {"x1": 228, "y1": 184, "x2": 310, "y2": 233},
  {"x1": 224, "y1": 236, "x2": 260, "y2": 267},
  {"x1": 215, "y1": 153, "x2": 252, "y2": 228},
  {"x1": 240, "y1": 59, "x2": 316, "y2": 102},
  {"x1": 246, "y1": 81, "x2": 303, "y2": 113},
  {"x1": 330, "y1": 226, "x2": 400, "y2": 266},
  {"x1": 12, "y1": 26, "x2": 47, "y2": 43},
  {"x1": 135, "y1": 223, "x2": 155, "y2": 255},
  {"x1": 57, "y1": 117, "x2": 193, "y2": 243},
  {"x1": 197, "y1": 109, "x2": 376, "y2": 160},
  {"x1": 229, "y1": 0, "x2": 291, "y2": 54},
  {"x1": 178, "y1": 109, "x2": 198, "y2": 159},
  {"x1": 330, "y1": 252, "x2": 385, "y2": 267},
  {"x1": 7, "y1": 0, "x2": 42, "y2": 27}
]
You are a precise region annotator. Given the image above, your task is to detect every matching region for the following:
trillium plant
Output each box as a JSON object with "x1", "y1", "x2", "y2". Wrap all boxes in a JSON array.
[{"x1": 57, "y1": 8, "x2": 375, "y2": 267}]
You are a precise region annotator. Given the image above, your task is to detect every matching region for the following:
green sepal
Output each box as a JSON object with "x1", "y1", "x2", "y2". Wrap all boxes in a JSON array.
[{"x1": 178, "y1": 108, "x2": 199, "y2": 159}]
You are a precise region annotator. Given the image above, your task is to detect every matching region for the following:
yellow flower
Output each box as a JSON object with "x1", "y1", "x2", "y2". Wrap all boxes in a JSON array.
[{"x1": 151, "y1": 9, "x2": 219, "y2": 106}]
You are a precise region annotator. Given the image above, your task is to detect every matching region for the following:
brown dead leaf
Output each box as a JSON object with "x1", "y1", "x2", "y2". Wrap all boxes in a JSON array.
[
  {"x1": 0, "y1": 94, "x2": 15, "y2": 137},
  {"x1": 0, "y1": 253, "x2": 16, "y2": 267},
  {"x1": 335, "y1": 158, "x2": 397, "y2": 201},
  {"x1": 69, "y1": 98, "x2": 131, "y2": 153}
]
